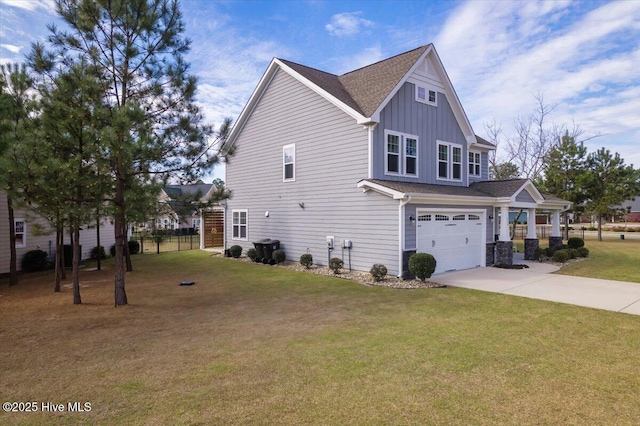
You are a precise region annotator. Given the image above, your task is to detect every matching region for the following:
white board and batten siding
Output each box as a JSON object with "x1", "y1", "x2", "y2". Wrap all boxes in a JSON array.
[
  {"x1": 0, "y1": 192, "x2": 116, "y2": 275},
  {"x1": 225, "y1": 68, "x2": 401, "y2": 275}
]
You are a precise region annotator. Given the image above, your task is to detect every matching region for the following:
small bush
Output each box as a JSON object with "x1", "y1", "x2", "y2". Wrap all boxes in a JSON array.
[
  {"x1": 329, "y1": 257, "x2": 343, "y2": 274},
  {"x1": 409, "y1": 253, "x2": 437, "y2": 281},
  {"x1": 246, "y1": 248, "x2": 257, "y2": 261},
  {"x1": 370, "y1": 264, "x2": 388, "y2": 282},
  {"x1": 229, "y1": 245, "x2": 243, "y2": 258},
  {"x1": 21, "y1": 249, "x2": 50, "y2": 272},
  {"x1": 587, "y1": 226, "x2": 597, "y2": 231},
  {"x1": 128, "y1": 240, "x2": 140, "y2": 255},
  {"x1": 109, "y1": 244, "x2": 116, "y2": 257},
  {"x1": 90, "y1": 245, "x2": 107, "y2": 260},
  {"x1": 300, "y1": 254, "x2": 313, "y2": 269},
  {"x1": 544, "y1": 247, "x2": 556, "y2": 257},
  {"x1": 272, "y1": 249, "x2": 286, "y2": 264},
  {"x1": 533, "y1": 247, "x2": 545, "y2": 262},
  {"x1": 567, "y1": 237, "x2": 585, "y2": 249},
  {"x1": 552, "y1": 249, "x2": 569, "y2": 263},
  {"x1": 567, "y1": 248, "x2": 577, "y2": 259},
  {"x1": 577, "y1": 247, "x2": 590, "y2": 258}
]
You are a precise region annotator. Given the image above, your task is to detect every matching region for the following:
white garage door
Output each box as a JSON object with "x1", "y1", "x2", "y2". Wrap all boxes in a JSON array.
[{"x1": 416, "y1": 211, "x2": 484, "y2": 274}]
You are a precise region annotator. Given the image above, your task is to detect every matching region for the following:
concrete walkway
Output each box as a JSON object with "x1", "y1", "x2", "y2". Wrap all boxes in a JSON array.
[{"x1": 431, "y1": 254, "x2": 640, "y2": 315}]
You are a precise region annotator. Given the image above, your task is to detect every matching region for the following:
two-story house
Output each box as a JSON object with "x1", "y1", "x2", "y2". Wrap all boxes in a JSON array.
[{"x1": 222, "y1": 44, "x2": 570, "y2": 277}]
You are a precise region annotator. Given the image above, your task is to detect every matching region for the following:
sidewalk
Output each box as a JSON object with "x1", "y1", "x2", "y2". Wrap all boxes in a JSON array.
[{"x1": 431, "y1": 255, "x2": 640, "y2": 315}]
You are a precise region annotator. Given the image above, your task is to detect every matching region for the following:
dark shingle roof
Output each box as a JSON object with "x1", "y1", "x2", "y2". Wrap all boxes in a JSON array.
[
  {"x1": 164, "y1": 184, "x2": 213, "y2": 198},
  {"x1": 470, "y1": 179, "x2": 529, "y2": 198},
  {"x1": 475, "y1": 135, "x2": 495, "y2": 148},
  {"x1": 278, "y1": 45, "x2": 431, "y2": 118},
  {"x1": 366, "y1": 178, "x2": 537, "y2": 199}
]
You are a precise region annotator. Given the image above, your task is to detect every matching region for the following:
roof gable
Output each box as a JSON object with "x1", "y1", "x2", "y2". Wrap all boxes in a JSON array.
[{"x1": 226, "y1": 44, "x2": 479, "y2": 148}]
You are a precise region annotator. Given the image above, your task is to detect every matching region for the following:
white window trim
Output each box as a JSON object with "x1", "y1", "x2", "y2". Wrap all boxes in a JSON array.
[
  {"x1": 14, "y1": 218, "x2": 26, "y2": 248},
  {"x1": 415, "y1": 84, "x2": 437, "y2": 107},
  {"x1": 469, "y1": 150, "x2": 481, "y2": 177},
  {"x1": 384, "y1": 130, "x2": 419, "y2": 178},
  {"x1": 436, "y1": 141, "x2": 463, "y2": 182},
  {"x1": 283, "y1": 143, "x2": 295, "y2": 182},
  {"x1": 231, "y1": 209, "x2": 248, "y2": 241}
]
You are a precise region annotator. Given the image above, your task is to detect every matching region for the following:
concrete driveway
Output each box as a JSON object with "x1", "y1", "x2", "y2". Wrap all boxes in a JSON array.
[{"x1": 431, "y1": 255, "x2": 640, "y2": 315}]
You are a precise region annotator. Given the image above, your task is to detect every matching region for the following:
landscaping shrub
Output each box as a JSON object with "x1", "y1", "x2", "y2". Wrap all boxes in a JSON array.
[
  {"x1": 552, "y1": 249, "x2": 569, "y2": 263},
  {"x1": 90, "y1": 245, "x2": 107, "y2": 260},
  {"x1": 109, "y1": 244, "x2": 116, "y2": 257},
  {"x1": 408, "y1": 253, "x2": 437, "y2": 281},
  {"x1": 567, "y1": 237, "x2": 585, "y2": 249},
  {"x1": 300, "y1": 254, "x2": 313, "y2": 269},
  {"x1": 246, "y1": 248, "x2": 257, "y2": 261},
  {"x1": 533, "y1": 247, "x2": 545, "y2": 262},
  {"x1": 229, "y1": 245, "x2": 243, "y2": 258},
  {"x1": 544, "y1": 247, "x2": 556, "y2": 257},
  {"x1": 21, "y1": 250, "x2": 50, "y2": 272},
  {"x1": 577, "y1": 247, "x2": 590, "y2": 258},
  {"x1": 329, "y1": 257, "x2": 343, "y2": 274},
  {"x1": 128, "y1": 240, "x2": 140, "y2": 255},
  {"x1": 567, "y1": 248, "x2": 578, "y2": 259},
  {"x1": 370, "y1": 264, "x2": 388, "y2": 282},
  {"x1": 272, "y1": 249, "x2": 286, "y2": 264}
]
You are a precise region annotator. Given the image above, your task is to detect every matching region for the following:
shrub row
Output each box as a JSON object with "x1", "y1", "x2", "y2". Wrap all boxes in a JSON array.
[{"x1": 230, "y1": 245, "x2": 287, "y2": 265}]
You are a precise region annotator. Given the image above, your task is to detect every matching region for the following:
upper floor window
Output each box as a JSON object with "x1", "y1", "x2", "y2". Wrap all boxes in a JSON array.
[
  {"x1": 469, "y1": 151, "x2": 481, "y2": 177},
  {"x1": 232, "y1": 209, "x2": 248, "y2": 240},
  {"x1": 385, "y1": 130, "x2": 418, "y2": 177},
  {"x1": 437, "y1": 141, "x2": 462, "y2": 181},
  {"x1": 415, "y1": 84, "x2": 437, "y2": 107},
  {"x1": 14, "y1": 219, "x2": 25, "y2": 248},
  {"x1": 283, "y1": 144, "x2": 295, "y2": 181}
]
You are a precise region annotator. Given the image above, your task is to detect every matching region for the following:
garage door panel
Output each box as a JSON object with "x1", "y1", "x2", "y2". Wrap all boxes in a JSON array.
[{"x1": 416, "y1": 210, "x2": 484, "y2": 274}]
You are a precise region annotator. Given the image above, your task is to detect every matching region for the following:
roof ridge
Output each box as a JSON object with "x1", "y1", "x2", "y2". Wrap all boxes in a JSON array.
[
  {"x1": 339, "y1": 44, "x2": 431, "y2": 77},
  {"x1": 278, "y1": 58, "x2": 338, "y2": 77}
]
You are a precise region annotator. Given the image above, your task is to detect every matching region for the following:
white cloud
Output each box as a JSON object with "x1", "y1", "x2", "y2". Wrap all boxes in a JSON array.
[
  {"x1": 325, "y1": 12, "x2": 374, "y2": 37},
  {"x1": 1, "y1": 0, "x2": 55, "y2": 12},
  {"x1": 433, "y1": 0, "x2": 640, "y2": 162},
  {"x1": 1, "y1": 43, "x2": 21, "y2": 53}
]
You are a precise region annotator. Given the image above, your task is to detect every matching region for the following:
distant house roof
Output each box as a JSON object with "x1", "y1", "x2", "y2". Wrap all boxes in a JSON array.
[
  {"x1": 474, "y1": 135, "x2": 495, "y2": 148},
  {"x1": 623, "y1": 196, "x2": 640, "y2": 212},
  {"x1": 164, "y1": 184, "x2": 213, "y2": 199}
]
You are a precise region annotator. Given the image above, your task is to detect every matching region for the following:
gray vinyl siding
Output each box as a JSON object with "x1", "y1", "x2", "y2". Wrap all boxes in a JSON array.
[
  {"x1": 516, "y1": 190, "x2": 535, "y2": 203},
  {"x1": 373, "y1": 83, "x2": 468, "y2": 185},
  {"x1": 404, "y1": 204, "x2": 494, "y2": 249},
  {"x1": 225, "y1": 69, "x2": 401, "y2": 275},
  {"x1": 469, "y1": 151, "x2": 489, "y2": 184},
  {"x1": 1, "y1": 192, "x2": 115, "y2": 274}
]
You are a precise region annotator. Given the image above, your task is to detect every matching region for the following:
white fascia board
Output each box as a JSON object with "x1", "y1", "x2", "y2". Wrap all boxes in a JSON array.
[
  {"x1": 469, "y1": 143, "x2": 496, "y2": 152},
  {"x1": 275, "y1": 59, "x2": 368, "y2": 124},
  {"x1": 409, "y1": 194, "x2": 495, "y2": 206},
  {"x1": 539, "y1": 200, "x2": 573, "y2": 211},
  {"x1": 357, "y1": 180, "x2": 406, "y2": 200},
  {"x1": 511, "y1": 180, "x2": 545, "y2": 203}
]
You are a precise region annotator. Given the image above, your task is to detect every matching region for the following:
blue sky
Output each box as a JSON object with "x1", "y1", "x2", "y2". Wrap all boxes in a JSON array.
[{"x1": 1, "y1": 0, "x2": 639, "y2": 182}]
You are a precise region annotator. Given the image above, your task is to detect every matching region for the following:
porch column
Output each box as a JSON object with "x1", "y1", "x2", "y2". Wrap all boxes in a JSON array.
[
  {"x1": 496, "y1": 206, "x2": 513, "y2": 266},
  {"x1": 524, "y1": 208, "x2": 539, "y2": 260},
  {"x1": 549, "y1": 210, "x2": 563, "y2": 248}
]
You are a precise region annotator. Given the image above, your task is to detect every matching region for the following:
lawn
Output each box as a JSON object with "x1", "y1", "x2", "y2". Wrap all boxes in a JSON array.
[{"x1": 2, "y1": 251, "x2": 640, "y2": 425}]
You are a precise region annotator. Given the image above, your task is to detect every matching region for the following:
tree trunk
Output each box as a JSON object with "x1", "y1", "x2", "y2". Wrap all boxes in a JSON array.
[
  {"x1": 54, "y1": 228, "x2": 62, "y2": 292},
  {"x1": 563, "y1": 212, "x2": 570, "y2": 240},
  {"x1": 510, "y1": 209, "x2": 523, "y2": 240},
  {"x1": 597, "y1": 214, "x2": 603, "y2": 241},
  {"x1": 7, "y1": 195, "x2": 18, "y2": 286},
  {"x1": 72, "y1": 225, "x2": 82, "y2": 305},
  {"x1": 114, "y1": 178, "x2": 128, "y2": 306}
]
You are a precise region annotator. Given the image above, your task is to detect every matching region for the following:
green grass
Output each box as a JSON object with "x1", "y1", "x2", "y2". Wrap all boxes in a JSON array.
[
  {"x1": 554, "y1": 238, "x2": 640, "y2": 283},
  {"x1": 2, "y1": 251, "x2": 640, "y2": 424}
]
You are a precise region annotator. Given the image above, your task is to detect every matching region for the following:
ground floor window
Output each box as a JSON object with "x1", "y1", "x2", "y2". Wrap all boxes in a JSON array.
[
  {"x1": 14, "y1": 219, "x2": 25, "y2": 247},
  {"x1": 232, "y1": 210, "x2": 248, "y2": 240}
]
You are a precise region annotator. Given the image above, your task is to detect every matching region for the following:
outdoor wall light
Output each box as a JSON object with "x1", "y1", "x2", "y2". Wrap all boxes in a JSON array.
[
  {"x1": 409, "y1": 215, "x2": 416, "y2": 223},
  {"x1": 265, "y1": 211, "x2": 269, "y2": 217}
]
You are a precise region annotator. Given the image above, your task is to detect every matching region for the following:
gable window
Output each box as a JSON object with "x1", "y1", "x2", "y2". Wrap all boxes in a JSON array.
[
  {"x1": 437, "y1": 141, "x2": 463, "y2": 181},
  {"x1": 14, "y1": 219, "x2": 25, "y2": 248},
  {"x1": 385, "y1": 130, "x2": 418, "y2": 177},
  {"x1": 283, "y1": 144, "x2": 295, "y2": 181},
  {"x1": 469, "y1": 151, "x2": 481, "y2": 177},
  {"x1": 232, "y1": 210, "x2": 248, "y2": 240},
  {"x1": 415, "y1": 84, "x2": 437, "y2": 107}
]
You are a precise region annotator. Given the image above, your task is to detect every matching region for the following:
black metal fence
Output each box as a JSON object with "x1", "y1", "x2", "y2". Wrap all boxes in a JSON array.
[{"x1": 130, "y1": 233, "x2": 199, "y2": 254}]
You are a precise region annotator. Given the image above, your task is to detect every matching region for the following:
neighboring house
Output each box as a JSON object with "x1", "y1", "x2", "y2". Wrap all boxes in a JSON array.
[
  {"x1": 0, "y1": 191, "x2": 115, "y2": 276},
  {"x1": 142, "y1": 184, "x2": 216, "y2": 232},
  {"x1": 620, "y1": 197, "x2": 640, "y2": 223},
  {"x1": 223, "y1": 44, "x2": 570, "y2": 277}
]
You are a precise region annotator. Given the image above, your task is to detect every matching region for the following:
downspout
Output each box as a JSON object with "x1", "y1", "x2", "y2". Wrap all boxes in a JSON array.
[
  {"x1": 367, "y1": 124, "x2": 374, "y2": 179},
  {"x1": 398, "y1": 195, "x2": 412, "y2": 278}
]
